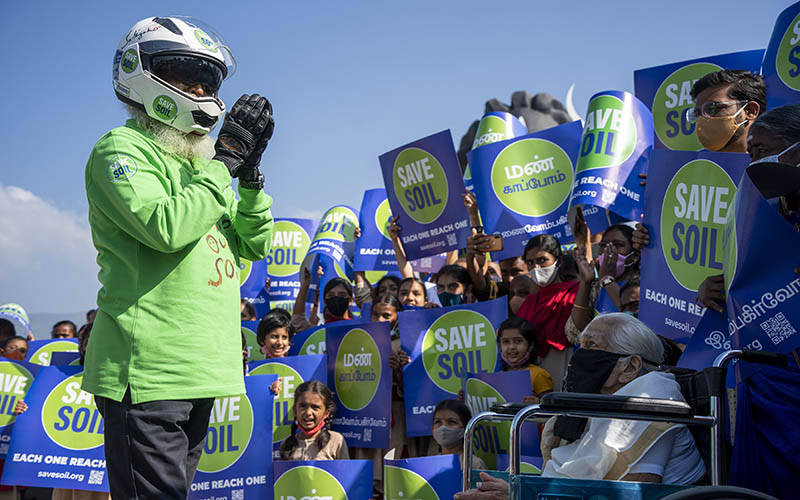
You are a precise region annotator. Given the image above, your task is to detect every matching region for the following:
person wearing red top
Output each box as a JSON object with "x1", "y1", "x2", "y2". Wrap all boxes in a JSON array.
[{"x1": 516, "y1": 234, "x2": 578, "y2": 389}]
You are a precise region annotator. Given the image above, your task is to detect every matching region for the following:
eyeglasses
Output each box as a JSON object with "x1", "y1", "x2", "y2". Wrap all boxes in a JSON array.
[
  {"x1": 685, "y1": 100, "x2": 748, "y2": 123},
  {"x1": 4, "y1": 346, "x2": 27, "y2": 354}
]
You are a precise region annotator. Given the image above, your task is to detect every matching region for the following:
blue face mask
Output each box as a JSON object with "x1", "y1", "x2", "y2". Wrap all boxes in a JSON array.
[{"x1": 438, "y1": 292, "x2": 464, "y2": 307}]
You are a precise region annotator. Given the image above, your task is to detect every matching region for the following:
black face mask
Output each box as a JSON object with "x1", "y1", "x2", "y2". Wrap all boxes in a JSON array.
[
  {"x1": 325, "y1": 296, "x2": 350, "y2": 317},
  {"x1": 554, "y1": 348, "x2": 627, "y2": 441}
]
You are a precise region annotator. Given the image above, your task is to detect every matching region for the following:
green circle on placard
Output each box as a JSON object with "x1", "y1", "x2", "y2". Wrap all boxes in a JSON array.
[
  {"x1": 472, "y1": 115, "x2": 512, "y2": 149},
  {"x1": 393, "y1": 147, "x2": 449, "y2": 224},
  {"x1": 576, "y1": 94, "x2": 637, "y2": 172},
  {"x1": 364, "y1": 270, "x2": 388, "y2": 284},
  {"x1": 0, "y1": 362, "x2": 33, "y2": 428},
  {"x1": 249, "y1": 362, "x2": 303, "y2": 443},
  {"x1": 197, "y1": 393, "x2": 253, "y2": 473},
  {"x1": 422, "y1": 310, "x2": 496, "y2": 394},
  {"x1": 153, "y1": 95, "x2": 177, "y2": 121},
  {"x1": 375, "y1": 198, "x2": 394, "y2": 240},
  {"x1": 268, "y1": 220, "x2": 311, "y2": 277},
  {"x1": 239, "y1": 259, "x2": 252, "y2": 286},
  {"x1": 464, "y1": 378, "x2": 506, "y2": 415},
  {"x1": 29, "y1": 341, "x2": 78, "y2": 366},
  {"x1": 653, "y1": 62, "x2": 722, "y2": 151},
  {"x1": 41, "y1": 373, "x2": 103, "y2": 450},
  {"x1": 385, "y1": 465, "x2": 440, "y2": 500},
  {"x1": 776, "y1": 12, "x2": 800, "y2": 91},
  {"x1": 334, "y1": 328, "x2": 381, "y2": 411},
  {"x1": 241, "y1": 326, "x2": 263, "y2": 362},
  {"x1": 194, "y1": 29, "x2": 219, "y2": 52},
  {"x1": 464, "y1": 164, "x2": 473, "y2": 181},
  {"x1": 490, "y1": 138, "x2": 573, "y2": 217},
  {"x1": 274, "y1": 466, "x2": 347, "y2": 500},
  {"x1": 300, "y1": 328, "x2": 327, "y2": 355},
  {"x1": 121, "y1": 48, "x2": 138, "y2": 73},
  {"x1": 660, "y1": 159, "x2": 737, "y2": 291},
  {"x1": 314, "y1": 207, "x2": 358, "y2": 242}
]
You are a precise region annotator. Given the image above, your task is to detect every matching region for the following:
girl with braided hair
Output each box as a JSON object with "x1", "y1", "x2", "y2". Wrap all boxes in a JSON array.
[{"x1": 278, "y1": 380, "x2": 349, "y2": 460}]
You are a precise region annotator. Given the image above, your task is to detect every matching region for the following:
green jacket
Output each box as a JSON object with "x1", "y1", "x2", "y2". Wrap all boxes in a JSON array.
[{"x1": 83, "y1": 119, "x2": 273, "y2": 403}]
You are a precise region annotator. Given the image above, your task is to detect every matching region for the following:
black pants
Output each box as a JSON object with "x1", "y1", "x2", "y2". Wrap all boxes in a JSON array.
[{"x1": 95, "y1": 391, "x2": 214, "y2": 500}]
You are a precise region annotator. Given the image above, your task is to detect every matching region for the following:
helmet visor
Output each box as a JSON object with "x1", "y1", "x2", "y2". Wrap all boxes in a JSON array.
[
  {"x1": 172, "y1": 16, "x2": 236, "y2": 79},
  {"x1": 151, "y1": 54, "x2": 224, "y2": 97}
]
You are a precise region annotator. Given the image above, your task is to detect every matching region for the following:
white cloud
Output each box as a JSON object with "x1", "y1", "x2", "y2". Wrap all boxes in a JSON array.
[{"x1": 0, "y1": 185, "x2": 99, "y2": 313}]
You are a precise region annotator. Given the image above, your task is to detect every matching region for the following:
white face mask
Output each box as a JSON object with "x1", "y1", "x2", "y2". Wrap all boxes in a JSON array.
[
  {"x1": 432, "y1": 425, "x2": 464, "y2": 448},
  {"x1": 750, "y1": 140, "x2": 800, "y2": 166},
  {"x1": 530, "y1": 263, "x2": 557, "y2": 287}
]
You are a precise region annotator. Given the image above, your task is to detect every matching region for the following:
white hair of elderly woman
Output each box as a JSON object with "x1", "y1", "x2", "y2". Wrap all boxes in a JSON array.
[{"x1": 579, "y1": 313, "x2": 664, "y2": 369}]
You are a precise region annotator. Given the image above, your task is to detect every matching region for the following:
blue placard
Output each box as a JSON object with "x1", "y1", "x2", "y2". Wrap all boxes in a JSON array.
[
  {"x1": 49, "y1": 352, "x2": 81, "y2": 366},
  {"x1": 762, "y1": 2, "x2": 800, "y2": 109},
  {"x1": 355, "y1": 188, "x2": 397, "y2": 271},
  {"x1": 189, "y1": 374, "x2": 276, "y2": 500},
  {"x1": 468, "y1": 121, "x2": 583, "y2": 260},
  {"x1": 248, "y1": 355, "x2": 327, "y2": 452},
  {"x1": 288, "y1": 324, "x2": 327, "y2": 356},
  {"x1": 2, "y1": 366, "x2": 108, "y2": 491},
  {"x1": 679, "y1": 167, "x2": 800, "y2": 380},
  {"x1": 384, "y1": 454, "x2": 462, "y2": 500},
  {"x1": 379, "y1": 130, "x2": 471, "y2": 260},
  {"x1": 266, "y1": 218, "x2": 316, "y2": 312},
  {"x1": 465, "y1": 111, "x2": 529, "y2": 193},
  {"x1": 325, "y1": 321, "x2": 391, "y2": 448},
  {"x1": 638, "y1": 150, "x2": 748, "y2": 342},
  {"x1": 241, "y1": 258, "x2": 270, "y2": 319},
  {"x1": 301, "y1": 205, "x2": 359, "y2": 282},
  {"x1": 400, "y1": 298, "x2": 507, "y2": 436},
  {"x1": 463, "y1": 370, "x2": 542, "y2": 469},
  {"x1": 570, "y1": 90, "x2": 653, "y2": 221},
  {"x1": 24, "y1": 339, "x2": 78, "y2": 367},
  {"x1": 241, "y1": 320, "x2": 263, "y2": 363},
  {"x1": 634, "y1": 50, "x2": 764, "y2": 150},
  {"x1": 273, "y1": 460, "x2": 373, "y2": 500},
  {"x1": 0, "y1": 360, "x2": 39, "y2": 458}
]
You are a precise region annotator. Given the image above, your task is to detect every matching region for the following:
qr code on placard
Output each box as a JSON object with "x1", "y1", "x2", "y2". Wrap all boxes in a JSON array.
[
  {"x1": 232, "y1": 489, "x2": 244, "y2": 500},
  {"x1": 447, "y1": 233, "x2": 457, "y2": 246},
  {"x1": 363, "y1": 428, "x2": 372, "y2": 443},
  {"x1": 760, "y1": 312, "x2": 796, "y2": 345},
  {"x1": 601, "y1": 189, "x2": 616, "y2": 205},
  {"x1": 88, "y1": 470, "x2": 104, "y2": 485}
]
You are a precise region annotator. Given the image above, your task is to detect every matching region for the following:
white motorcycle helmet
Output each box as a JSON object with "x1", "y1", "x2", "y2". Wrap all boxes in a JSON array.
[{"x1": 113, "y1": 16, "x2": 236, "y2": 135}]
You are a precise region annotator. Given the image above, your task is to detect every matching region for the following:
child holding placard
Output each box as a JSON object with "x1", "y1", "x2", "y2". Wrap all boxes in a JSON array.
[
  {"x1": 256, "y1": 309, "x2": 296, "y2": 395},
  {"x1": 279, "y1": 380, "x2": 349, "y2": 460},
  {"x1": 497, "y1": 317, "x2": 554, "y2": 403},
  {"x1": 432, "y1": 400, "x2": 487, "y2": 471}
]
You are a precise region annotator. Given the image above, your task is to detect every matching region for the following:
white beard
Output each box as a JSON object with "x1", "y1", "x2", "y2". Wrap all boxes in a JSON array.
[{"x1": 126, "y1": 105, "x2": 215, "y2": 161}]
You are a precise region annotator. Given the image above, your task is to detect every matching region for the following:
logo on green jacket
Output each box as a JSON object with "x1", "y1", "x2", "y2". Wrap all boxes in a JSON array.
[
  {"x1": 249, "y1": 362, "x2": 303, "y2": 443},
  {"x1": 577, "y1": 94, "x2": 637, "y2": 172},
  {"x1": 314, "y1": 207, "x2": 358, "y2": 242},
  {"x1": 393, "y1": 147, "x2": 448, "y2": 224},
  {"x1": 375, "y1": 198, "x2": 394, "y2": 240},
  {"x1": 653, "y1": 62, "x2": 722, "y2": 151},
  {"x1": 107, "y1": 155, "x2": 138, "y2": 183},
  {"x1": 153, "y1": 95, "x2": 177, "y2": 121},
  {"x1": 267, "y1": 220, "x2": 310, "y2": 277},
  {"x1": 299, "y1": 328, "x2": 326, "y2": 355},
  {"x1": 121, "y1": 49, "x2": 138, "y2": 73},
  {"x1": 29, "y1": 341, "x2": 78, "y2": 366},
  {"x1": 422, "y1": 310, "x2": 496, "y2": 394},
  {"x1": 334, "y1": 328, "x2": 381, "y2": 411},
  {"x1": 0, "y1": 362, "x2": 33, "y2": 428},
  {"x1": 42, "y1": 373, "x2": 104, "y2": 450},
  {"x1": 490, "y1": 138, "x2": 573, "y2": 217},
  {"x1": 274, "y1": 465, "x2": 347, "y2": 500},
  {"x1": 660, "y1": 159, "x2": 736, "y2": 291},
  {"x1": 197, "y1": 394, "x2": 253, "y2": 473},
  {"x1": 384, "y1": 465, "x2": 439, "y2": 500},
  {"x1": 776, "y1": 12, "x2": 800, "y2": 91}
]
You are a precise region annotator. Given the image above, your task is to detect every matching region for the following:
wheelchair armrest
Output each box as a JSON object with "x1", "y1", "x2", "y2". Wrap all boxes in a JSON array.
[
  {"x1": 540, "y1": 392, "x2": 693, "y2": 418},
  {"x1": 489, "y1": 402, "x2": 529, "y2": 415}
]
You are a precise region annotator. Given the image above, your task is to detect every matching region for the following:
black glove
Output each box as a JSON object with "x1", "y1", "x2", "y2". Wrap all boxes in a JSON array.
[
  {"x1": 213, "y1": 94, "x2": 272, "y2": 178},
  {"x1": 238, "y1": 99, "x2": 274, "y2": 190}
]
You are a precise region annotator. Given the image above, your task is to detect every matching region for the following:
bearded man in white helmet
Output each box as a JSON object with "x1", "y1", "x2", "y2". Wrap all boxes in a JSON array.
[{"x1": 82, "y1": 16, "x2": 274, "y2": 499}]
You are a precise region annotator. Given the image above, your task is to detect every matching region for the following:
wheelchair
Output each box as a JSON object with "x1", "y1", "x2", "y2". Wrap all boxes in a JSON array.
[{"x1": 462, "y1": 349, "x2": 787, "y2": 500}]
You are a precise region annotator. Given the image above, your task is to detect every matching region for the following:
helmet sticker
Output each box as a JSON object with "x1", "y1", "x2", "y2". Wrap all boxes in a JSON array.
[
  {"x1": 153, "y1": 95, "x2": 178, "y2": 121},
  {"x1": 194, "y1": 29, "x2": 219, "y2": 52},
  {"x1": 121, "y1": 49, "x2": 138, "y2": 74}
]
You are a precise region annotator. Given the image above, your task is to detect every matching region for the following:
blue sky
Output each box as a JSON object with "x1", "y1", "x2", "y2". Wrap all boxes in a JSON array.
[{"x1": 0, "y1": 0, "x2": 787, "y2": 314}]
